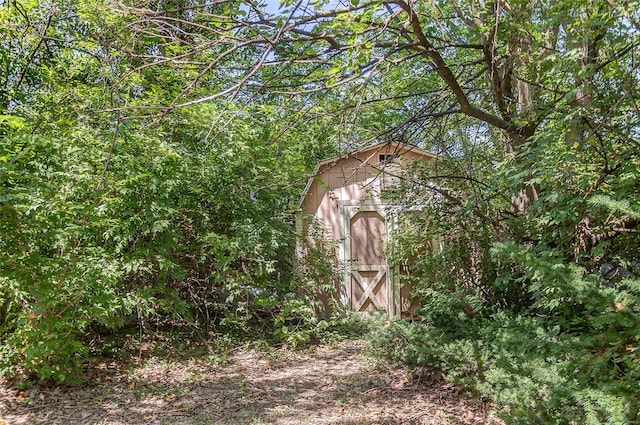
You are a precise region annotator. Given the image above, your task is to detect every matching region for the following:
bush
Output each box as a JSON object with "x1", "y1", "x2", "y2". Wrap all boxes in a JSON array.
[
  {"x1": 372, "y1": 124, "x2": 640, "y2": 424},
  {"x1": 0, "y1": 114, "x2": 303, "y2": 382},
  {"x1": 369, "y1": 267, "x2": 640, "y2": 424}
]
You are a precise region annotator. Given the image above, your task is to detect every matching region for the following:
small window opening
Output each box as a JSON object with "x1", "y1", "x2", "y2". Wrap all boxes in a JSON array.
[{"x1": 379, "y1": 153, "x2": 396, "y2": 163}]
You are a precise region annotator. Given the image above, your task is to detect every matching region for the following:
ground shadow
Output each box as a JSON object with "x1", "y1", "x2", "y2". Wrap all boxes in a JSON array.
[{"x1": 0, "y1": 341, "x2": 497, "y2": 425}]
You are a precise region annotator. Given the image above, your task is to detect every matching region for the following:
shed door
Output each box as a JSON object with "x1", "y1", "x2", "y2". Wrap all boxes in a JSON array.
[{"x1": 349, "y1": 210, "x2": 389, "y2": 313}]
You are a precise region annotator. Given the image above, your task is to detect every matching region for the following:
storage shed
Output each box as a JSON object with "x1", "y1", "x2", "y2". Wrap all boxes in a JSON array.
[{"x1": 296, "y1": 141, "x2": 436, "y2": 317}]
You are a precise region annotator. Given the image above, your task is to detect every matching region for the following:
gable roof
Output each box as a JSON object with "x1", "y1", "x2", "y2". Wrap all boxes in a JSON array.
[{"x1": 297, "y1": 141, "x2": 437, "y2": 210}]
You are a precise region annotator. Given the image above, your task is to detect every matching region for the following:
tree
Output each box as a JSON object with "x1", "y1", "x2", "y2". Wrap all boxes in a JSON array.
[
  {"x1": 112, "y1": 0, "x2": 640, "y2": 302},
  {"x1": 0, "y1": 0, "x2": 339, "y2": 381},
  {"x1": 111, "y1": 0, "x2": 639, "y2": 240}
]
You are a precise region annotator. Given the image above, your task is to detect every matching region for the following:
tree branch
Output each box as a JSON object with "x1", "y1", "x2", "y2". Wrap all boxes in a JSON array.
[{"x1": 392, "y1": 0, "x2": 522, "y2": 135}]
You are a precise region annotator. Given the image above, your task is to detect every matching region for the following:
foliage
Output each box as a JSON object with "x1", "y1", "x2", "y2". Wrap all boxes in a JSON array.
[
  {"x1": 371, "y1": 297, "x2": 640, "y2": 424},
  {"x1": 2, "y1": 3, "x2": 640, "y2": 425},
  {"x1": 375, "y1": 102, "x2": 640, "y2": 422},
  {"x1": 0, "y1": 107, "x2": 298, "y2": 378},
  {"x1": 0, "y1": 0, "x2": 341, "y2": 381},
  {"x1": 376, "y1": 118, "x2": 640, "y2": 423},
  {"x1": 333, "y1": 0, "x2": 640, "y2": 422}
]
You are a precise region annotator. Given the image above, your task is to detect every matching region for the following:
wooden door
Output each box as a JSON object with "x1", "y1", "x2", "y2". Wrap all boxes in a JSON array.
[
  {"x1": 341, "y1": 205, "x2": 394, "y2": 315},
  {"x1": 350, "y1": 210, "x2": 388, "y2": 312}
]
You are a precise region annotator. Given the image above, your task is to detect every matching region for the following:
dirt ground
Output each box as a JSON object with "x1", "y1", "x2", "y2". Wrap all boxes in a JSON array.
[{"x1": 0, "y1": 339, "x2": 502, "y2": 425}]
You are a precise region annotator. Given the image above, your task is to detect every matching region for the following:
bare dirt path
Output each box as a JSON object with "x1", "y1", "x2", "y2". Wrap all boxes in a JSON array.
[{"x1": 1, "y1": 340, "x2": 500, "y2": 425}]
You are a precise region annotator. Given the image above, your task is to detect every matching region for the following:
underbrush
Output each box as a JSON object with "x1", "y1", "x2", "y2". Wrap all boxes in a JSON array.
[
  {"x1": 376, "y1": 151, "x2": 640, "y2": 424},
  {"x1": 1, "y1": 305, "x2": 371, "y2": 388},
  {"x1": 369, "y1": 306, "x2": 640, "y2": 424}
]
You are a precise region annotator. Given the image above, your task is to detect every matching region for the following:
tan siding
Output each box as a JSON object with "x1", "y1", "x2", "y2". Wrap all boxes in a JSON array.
[{"x1": 350, "y1": 211, "x2": 385, "y2": 265}]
